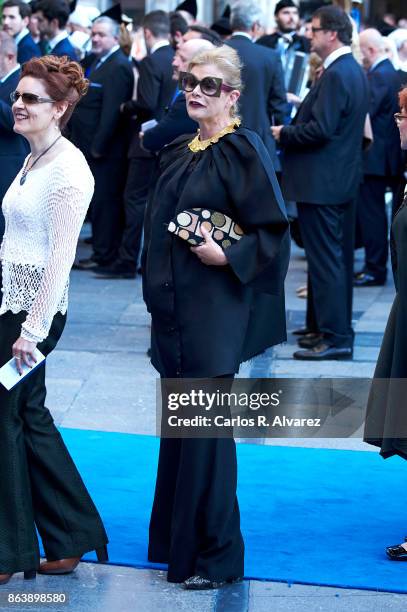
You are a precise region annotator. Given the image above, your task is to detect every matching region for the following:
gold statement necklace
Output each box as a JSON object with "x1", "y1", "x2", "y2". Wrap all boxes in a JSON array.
[{"x1": 188, "y1": 118, "x2": 241, "y2": 153}]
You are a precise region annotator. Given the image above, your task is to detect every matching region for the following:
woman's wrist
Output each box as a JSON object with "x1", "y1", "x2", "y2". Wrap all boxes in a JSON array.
[{"x1": 20, "y1": 325, "x2": 42, "y2": 345}]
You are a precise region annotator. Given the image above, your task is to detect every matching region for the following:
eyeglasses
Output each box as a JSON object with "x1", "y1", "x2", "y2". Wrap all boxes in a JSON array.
[
  {"x1": 178, "y1": 71, "x2": 234, "y2": 98},
  {"x1": 10, "y1": 91, "x2": 56, "y2": 105},
  {"x1": 394, "y1": 113, "x2": 407, "y2": 125},
  {"x1": 311, "y1": 27, "x2": 326, "y2": 33}
]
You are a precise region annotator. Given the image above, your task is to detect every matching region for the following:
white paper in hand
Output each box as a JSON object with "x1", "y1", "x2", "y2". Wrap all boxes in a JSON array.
[
  {"x1": 141, "y1": 119, "x2": 158, "y2": 133},
  {"x1": 0, "y1": 349, "x2": 45, "y2": 391}
]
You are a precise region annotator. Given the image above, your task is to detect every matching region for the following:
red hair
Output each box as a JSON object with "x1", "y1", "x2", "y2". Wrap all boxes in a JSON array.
[
  {"x1": 21, "y1": 55, "x2": 88, "y2": 129},
  {"x1": 399, "y1": 87, "x2": 407, "y2": 113}
]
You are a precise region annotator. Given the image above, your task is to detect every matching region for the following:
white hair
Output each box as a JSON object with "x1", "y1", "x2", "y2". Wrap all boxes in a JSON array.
[
  {"x1": 92, "y1": 16, "x2": 120, "y2": 38},
  {"x1": 230, "y1": 1, "x2": 264, "y2": 32}
]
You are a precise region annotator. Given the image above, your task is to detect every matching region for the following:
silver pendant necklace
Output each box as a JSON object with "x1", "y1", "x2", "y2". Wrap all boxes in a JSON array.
[{"x1": 20, "y1": 134, "x2": 62, "y2": 186}]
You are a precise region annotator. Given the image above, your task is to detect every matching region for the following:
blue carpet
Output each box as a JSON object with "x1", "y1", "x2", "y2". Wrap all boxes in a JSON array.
[{"x1": 55, "y1": 428, "x2": 407, "y2": 593}]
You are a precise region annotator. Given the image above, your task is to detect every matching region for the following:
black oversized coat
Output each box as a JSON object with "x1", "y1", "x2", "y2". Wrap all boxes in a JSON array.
[
  {"x1": 143, "y1": 127, "x2": 290, "y2": 378},
  {"x1": 364, "y1": 196, "x2": 407, "y2": 458}
]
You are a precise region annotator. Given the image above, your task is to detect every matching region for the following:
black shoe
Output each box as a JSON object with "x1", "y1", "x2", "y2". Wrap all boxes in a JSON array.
[
  {"x1": 386, "y1": 544, "x2": 407, "y2": 560},
  {"x1": 292, "y1": 327, "x2": 313, "y2": 336},
  {"x1": 298, "y1": 333, "x2": 323, "y2": 349},
  {"x1": 294, "y1": 342, "x2": 353, "y2": 361},
  {"x1": 72, "y1": 257, "x2": 100, "y2": 271},
  {"x1": 93, "y1": 263, "x2": 136, "y2": 279},
  {"x1": 354, "y1": 272, "x2": 385, "y2": 287},
  {"x1": 183, "y1": 575, "x2": 243, "y2": 590},
  {"x1": 353, "y1": 269, "x2": 365, "y2": 279}
]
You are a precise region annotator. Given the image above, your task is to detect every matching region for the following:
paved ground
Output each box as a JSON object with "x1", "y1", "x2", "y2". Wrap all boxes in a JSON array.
[{"x1": 0, "y1": 230, "x2": 405, "y2": 612}]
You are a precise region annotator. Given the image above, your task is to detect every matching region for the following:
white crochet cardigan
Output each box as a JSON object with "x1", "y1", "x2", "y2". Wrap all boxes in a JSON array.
[{"x1": 0, "y1": 143, "x2": 94, "y2": 343}]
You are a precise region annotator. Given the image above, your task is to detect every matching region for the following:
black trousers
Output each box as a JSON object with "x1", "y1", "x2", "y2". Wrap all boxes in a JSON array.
[
  {"x1": 356, "y1": 175, "x2": 389, "y2": 281},
  {"x1": 0, "y1": 311, "x2": 108, "y2": 574},
  {"x1": 298, "y1": 201, "x2": 355, "y2": 348},
  {"x1": 148, "y1": 376, "x2": 244, "y2": 583},
  {"x1": 117, "y1": 156, "x2": 156, "y2": 270},
  {"x1": 88, "y1": 157, "x2": 128, "y2": 265}
]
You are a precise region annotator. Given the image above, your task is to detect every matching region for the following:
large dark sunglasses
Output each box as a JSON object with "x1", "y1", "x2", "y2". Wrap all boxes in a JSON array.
[
  {"x1": 394, "y1": 113, "x2": 407, "y2": 125},
  {"x1": 179, "y1": 71, "x2": 234, "y2": 98},
  {"x1": 10, "y1": 91, "x2": 55, "y2": 105}
]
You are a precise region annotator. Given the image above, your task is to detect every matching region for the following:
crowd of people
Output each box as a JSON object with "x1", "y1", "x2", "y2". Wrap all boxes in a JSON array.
[{"x1": 1, "y1": 0, "x2": 407, "y2": 593}]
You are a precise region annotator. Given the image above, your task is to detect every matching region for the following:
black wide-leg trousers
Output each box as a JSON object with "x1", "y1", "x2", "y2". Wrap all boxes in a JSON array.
[
  {"x1": 148, "y1": 377, "x2": 244, "y2": 583},
  {"x1": 0, "y1": 311, "x2": 108, "y2": 574}
]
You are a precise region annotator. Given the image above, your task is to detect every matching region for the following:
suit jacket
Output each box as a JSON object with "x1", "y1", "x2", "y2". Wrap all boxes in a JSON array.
[
  {"x1": 0, "y1": 69, "x2": 29, "y2": 198},
  {"x1": 142, "y1": 91, "x2": 196, "y2": 153},
  {"x1": 124, "y1": 45, "x2": 176, "y2": 158},
  {"x1": 363, "y1": 58, "x2": 404, "y2": 177},
  {"x1": 257, "y1": 32, "x2": 311, "y2": 55},
  {"x1": 69, "y1": 49, "x2": 134, "y2": 159},
  {"x1": 226, "y1": 35, "x2": 287, "y2": 169},
  {"x1": 51, "y1": 36, "x2": 77, "y2": 61},
  {"x1": 280, "y1": 53, "x2": 369, "y2": 205},
  {"x1": 17, "y1": 32, "x2": 41, "y2": 64}
]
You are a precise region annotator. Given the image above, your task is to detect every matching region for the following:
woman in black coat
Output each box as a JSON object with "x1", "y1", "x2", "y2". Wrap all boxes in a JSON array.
[
  {"x1": 143, "y1": 45, "x2": 290, "y2": 588},
  {"x1": 364, "y1": 87, "x2": 407, "y2": 559}
]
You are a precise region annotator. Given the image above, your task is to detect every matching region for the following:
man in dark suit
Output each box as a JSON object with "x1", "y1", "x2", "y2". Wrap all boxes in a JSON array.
[
  {"x1": 2, "y1": 0, "x2": 41, "y2": 64},
  {"x1": 226, "y1": 1, "x2": 287, "y2": 170},
  {"x1": 69, "y1": 16, "x2": 134, "y2": 269},
  {"x1": 0, "y1": 32, "x2": 29, "y2": 240},
  {"x1": 142, "y1": 37, "x2": 213, "y2": 153},
  {"x1": 257, "y1": 0, "x2": 310, "y2": 56},
  {"x1": 272, "y1": 6, "x2": 369, "y2": 360},
  {"x1": 34, "y1": 0, "x2": 77, "y2": 60},
  {"x1": 355, "y1": 28, "x2": 404, "y2": 287},
  {"x1": 95, "y1": 11, "x2": 175, "y2": 279}
]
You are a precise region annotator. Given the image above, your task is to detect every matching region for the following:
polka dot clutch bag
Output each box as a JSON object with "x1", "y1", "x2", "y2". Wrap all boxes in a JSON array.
[{"x1": 168, "y1": 208, "x2": 244, "y2": 249}]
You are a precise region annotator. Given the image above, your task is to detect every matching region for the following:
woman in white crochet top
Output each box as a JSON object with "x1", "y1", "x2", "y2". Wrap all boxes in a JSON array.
[{"x1": 0, "y1": 56, "x2": 108, "y2": 586}]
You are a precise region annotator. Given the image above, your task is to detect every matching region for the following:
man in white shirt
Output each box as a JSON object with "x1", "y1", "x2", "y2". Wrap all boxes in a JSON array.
[
  {"x1": 94, "y1": 10, "x2": 175, "y2": 279},
  {"x1": 226, "y1": 1, "x2": 287, "y2": 169},
  {"x1": 0, "y1": 32, "x2": 29, "y2": 243},
  {"x1": 34, "y1": 0, "x2": 77, "y2": 60},
  {"x1": 354, "y1": 29, "x2": 404, "y2": 287},
  {"x1": 1, "y1": 0, "x2": 40, "y2": 64},
  {"x1": 70, "y1": 16, "x2": 134, "y2": 271},
  {"x1": 272, "y1": 6, "x2": 369, "y2": 360}
]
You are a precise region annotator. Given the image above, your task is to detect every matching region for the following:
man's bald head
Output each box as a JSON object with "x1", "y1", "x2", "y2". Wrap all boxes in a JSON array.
[
  {"x1": 0, "y1": 31, "x2": 17, "y2": 79},
  {"x1": 172, "y1": 38, "x2": 213, "y2": 80},
  {"x1": 180, "y1": 38, "x2": 213, "y2": 61},
  {"x1": 359, "y1": 28, "x2": 386, "y2": 70}
]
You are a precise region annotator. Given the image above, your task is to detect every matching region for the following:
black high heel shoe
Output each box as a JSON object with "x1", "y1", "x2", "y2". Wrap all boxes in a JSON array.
[
  {"x1": 24, "y1": 570, "x2": 36, "y2": 579},
  {"x1": 0, "y1": 570, "x2": 36, "y2": 585},
  {"x1": 183, "y1": 575, "x2": 243, "y2": 590},
  {"x1": 386, "y1": 544, "x2": 407, "y2": 560}
]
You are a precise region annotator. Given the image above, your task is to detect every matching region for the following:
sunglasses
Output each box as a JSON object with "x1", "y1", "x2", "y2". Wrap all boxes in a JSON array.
[
  {"x1": 179, "y1": 71, "x2": 234, "y2": 98},
  {"x1": 394, "y1": 113, "x2": 407, "y2": 125},
  {"x1": 10, "y1": 91, "x2": 56, "y2": 105}
]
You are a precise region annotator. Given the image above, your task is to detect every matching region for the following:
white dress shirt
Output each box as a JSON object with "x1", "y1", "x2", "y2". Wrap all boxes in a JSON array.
[{"x1": 323, "y1": 46, "x2": 352, "y2": 70}]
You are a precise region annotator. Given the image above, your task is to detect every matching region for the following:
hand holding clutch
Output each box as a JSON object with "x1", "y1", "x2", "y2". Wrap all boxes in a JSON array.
[
  {"x1": 168, "y1": 208, "x2": 244, "y2": 248},
  {"x1": 190, "y1": 226, "x2": 228, "y2": 266}
]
